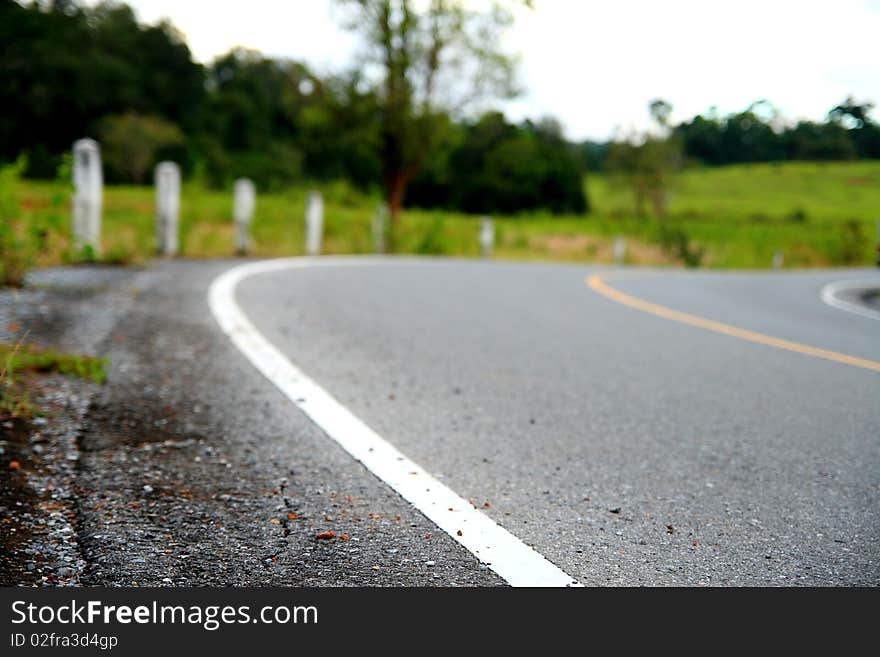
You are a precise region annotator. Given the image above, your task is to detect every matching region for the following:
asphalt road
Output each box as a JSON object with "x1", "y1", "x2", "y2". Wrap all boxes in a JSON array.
[{"x1": 235, "y1": 260, "x2": 880, "y2": 586}]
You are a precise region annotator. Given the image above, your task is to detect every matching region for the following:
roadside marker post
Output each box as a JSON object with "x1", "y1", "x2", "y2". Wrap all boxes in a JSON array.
[
  {"x1": 772, "y1": 251, "x2": 784, "y2": 269},
  {"x1": 304, "y1": 191, "x2": 324, "y2": 256},
  {"x1": 155, "y1": 161, "x2": 181, "y2": 257},
  {"x1": 613, "y1": 236, "x2": 627, "y2": 265},
  {"x1": 233, "y1": 178, "x2": 256, "y2": 256},
  {"x1": 372, "y1": 204, "x2": 388, "y2": 254},
  {"x1": 71, "y1": 138, "x2": 102, "y2": 257},
  {"x1": 479, "y1": 216, "x2": 494, "y2": 259}
]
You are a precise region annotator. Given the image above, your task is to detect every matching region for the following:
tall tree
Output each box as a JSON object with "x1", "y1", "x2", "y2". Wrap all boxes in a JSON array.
[
  {"x1": 606, "y1": 99, "x2": 682, "y2": 218},
  {"x1": 0, "y1": 0, "x2": 203, "y2": 176},
  {"x1": 829, "y1": 97, "x2": 880, "y2": 158},
  {"x1": 335, "y1": 0, "x2": 529, "y2": 248}
]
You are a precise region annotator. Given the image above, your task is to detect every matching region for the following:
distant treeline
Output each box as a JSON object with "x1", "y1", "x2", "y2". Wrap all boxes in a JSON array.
[
  {"x1": 673, "y1": 100, "x2": 880, "y2": 165},
  {"x1": 2, "y1": 0, "x2": 877, "y2": 216},
  {"x1": 1, "y1": 0, "x2": 588, "y2": 214},
  {"x1": 580, "y1": 99, "x2": 880, "y2": 172}
]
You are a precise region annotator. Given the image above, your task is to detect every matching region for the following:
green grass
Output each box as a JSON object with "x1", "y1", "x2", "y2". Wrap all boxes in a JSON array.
[
  {"x1": 590, "y1": 160, "x2": 880, "y2": 267},
  {"x1": 8, "y1": 160, "x2": 880, "y2": 270},
  {"x1": 1, "y1": 343, "x2": 108, "y2": 384},
  {"x1": 0, "y1": 342, "x2": 108, "y2": 418}
]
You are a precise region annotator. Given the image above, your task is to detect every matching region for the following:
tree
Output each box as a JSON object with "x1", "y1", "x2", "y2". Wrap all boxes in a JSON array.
[
  {"x1": 829, "y1": 97, "x2": 880, "y2": 158},
  {"x1": 785, "y1": 120, "x2": 855, "y2": 160},
  {"x1": 98, "y1": 112, "x2": 184, "y2": 183},
  {"x1": 405, "y1": 112, "x2": 588, "y2": 215},
  {"x1": 649, "y1": 98, "x2": 672, "y2": 130},
  {"x1": 829, "y1": 97, "x2": 873, "y2": 129},
  {"x1": 0, "y1": 0, "x2": 203, "y2": 176},
  {"x1": 719, "y1": 109, "x2": 784, "y2": 163},
  {"x1": 335, "y1": 0, "x2": 529, "y2": 248},
  {"x1": 201, "y1": 48, "x2": 382, "y2": 190},
  {"x1": 674, "y1": 114, "x2": 724, "y2": 165},
  {"x1": 606, "y1": 100, "x2": 681, "y2": 218}
]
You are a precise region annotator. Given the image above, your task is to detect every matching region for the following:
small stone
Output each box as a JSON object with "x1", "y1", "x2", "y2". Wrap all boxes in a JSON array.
[
  {"x1": 425, "y1": 560, "x2": 435, "y2": 567},
  {"x1": 143, "y1": 485, "x2": 154, "y2": 493}
]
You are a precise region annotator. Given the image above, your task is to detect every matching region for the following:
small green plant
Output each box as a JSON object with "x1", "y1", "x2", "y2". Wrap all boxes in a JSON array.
[
  {"x1": 100, "y1": 244, "x2": 135, "y2": 265},
  {"x1": 415, "y1": 216, "x2": 449, "y2": 255},
  {"x1": 0, "y1": 387, "x2": 36, "y2": 419},
  {"x1": 830, "y1": 219, "x2": 867, "y2": 265},
  {"x1": 1, "y1": 343, "x2": 108, "y2": 385},
  {"x1": 787, "y1": 207, "x2": 809, "y2": 223},
  {"x1": 0, "y1": 341, "x2": 109, "y2": 419},
  {"x1": 0, "y1": 339, "x2": 36, "y2": 418},
  {"x1": 68, "y1": 244, "x2": 98, "y2": 264},
  {"x1": 658, "y1": 226, "x2": 705, "y2": 268}
]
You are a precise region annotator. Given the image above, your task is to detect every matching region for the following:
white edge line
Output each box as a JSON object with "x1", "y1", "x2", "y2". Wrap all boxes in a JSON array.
[
  {"x1": 208, "y1": 256, "x2": 582, "y2": 588},
  {"x1": 820, "y1": 279, "x2": 880, "y2": 321}
]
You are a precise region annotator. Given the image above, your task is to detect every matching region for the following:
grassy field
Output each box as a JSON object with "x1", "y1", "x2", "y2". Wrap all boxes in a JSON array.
[{"x1": 4, "y1": 160, "x2": 880, "y2": 273}]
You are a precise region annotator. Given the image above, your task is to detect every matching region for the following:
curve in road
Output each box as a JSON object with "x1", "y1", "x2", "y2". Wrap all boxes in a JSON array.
[
  {"x1": 589, "y1": 273, "x2": 880, "y2": 372},
  {"x1": 210, "y1": 257, "x2": 581, "y2": 587},
  {"x1": 820, "y1": 279, "x2": 880, "y2": 322},
  {"x1": 215, "y1": 258, "x2": 880, "y2": 586}
]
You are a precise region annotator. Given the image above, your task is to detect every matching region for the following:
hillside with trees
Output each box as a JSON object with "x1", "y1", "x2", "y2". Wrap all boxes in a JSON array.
[{"x1": 2, "y1": 0, "x2": 877, "y2": 221}]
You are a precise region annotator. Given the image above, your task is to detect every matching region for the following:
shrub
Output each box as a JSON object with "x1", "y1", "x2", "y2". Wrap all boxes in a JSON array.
[{"x1": 98, "y1": 112, "x2": 185, "y2": 184}]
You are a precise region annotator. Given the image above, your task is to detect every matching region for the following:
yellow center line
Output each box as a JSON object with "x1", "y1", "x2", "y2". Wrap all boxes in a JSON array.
[{"x1": 586, "y1": 273, "x2": 880, "y2": 374}]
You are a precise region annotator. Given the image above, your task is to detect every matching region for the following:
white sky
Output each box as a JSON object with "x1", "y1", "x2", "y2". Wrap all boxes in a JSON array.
[{"x1": 101, "y1": 0, "x2": 880, "y2": 141}]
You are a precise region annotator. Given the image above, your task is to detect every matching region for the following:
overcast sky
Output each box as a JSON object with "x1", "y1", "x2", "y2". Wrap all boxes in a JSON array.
[{"x1": 106, "y1": 0, "x2": 880, "y2": 141}]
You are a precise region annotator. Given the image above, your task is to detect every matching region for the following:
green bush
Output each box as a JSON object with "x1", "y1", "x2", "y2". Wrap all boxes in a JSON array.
[
  {"x1": 657, "y1": 225, "x2": 706, "y2": 268},
  {"x1": 415, "y1": 216, "x2": 450, "y2": 255},
  {"x1": 98, "y1": 112, "x2": 185, "y2": 184},
  {"x1": 828, "y1": 219, "x2": 868, "y2": 265}
]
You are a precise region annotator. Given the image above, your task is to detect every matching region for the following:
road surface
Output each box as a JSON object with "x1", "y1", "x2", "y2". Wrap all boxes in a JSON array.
[
  {"x1": 6, "y1": 259, "x2": 876, "y2": 587},
  {"x1": 232, "y1": 259, "x2": 879, "y2": 586}
]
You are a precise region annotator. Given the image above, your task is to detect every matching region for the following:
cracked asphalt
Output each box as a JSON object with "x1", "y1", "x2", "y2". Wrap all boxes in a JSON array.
[{"x1": 2, "y1": 261, "x2": 502, "y2": 587}]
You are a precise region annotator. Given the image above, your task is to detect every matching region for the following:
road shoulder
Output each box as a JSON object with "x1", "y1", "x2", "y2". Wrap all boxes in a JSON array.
[{"x1": 2, "y1": 261, "x2": 502, "y2": 587}]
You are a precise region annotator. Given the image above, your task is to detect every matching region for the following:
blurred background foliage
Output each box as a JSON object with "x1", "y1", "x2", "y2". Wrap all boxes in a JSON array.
[
  {"x1": 1, "y1": 0, "x2": 878, "y2": 276},
  {"x1": 4, "y1": 1, "x2": 878, "y2": 210}
]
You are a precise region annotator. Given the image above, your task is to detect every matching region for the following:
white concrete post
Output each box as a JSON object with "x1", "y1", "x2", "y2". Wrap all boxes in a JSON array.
[
  {"x1": 772, "y1": 251, "x2": 784, "y2": 269},
  {"x1": 233, "y1": 178, "x2": 256, "y2": 255},
  {"x1": 613, "y1": 236, "x2": 627, "y2": 265},
  {"x1": 305, "y1": 191, "x2": 324, "y2": 256},
  {"x1": 479, "y1": 216, "x2": 494, "y2": 259},
  {"x1": 155, "y1": 161, "x2": 180, "y2": 256},
  {"x1": 372, "y1": 204, "x2": 388, "y2": 254},
  {"x1": 72, "y1": 138, "x2": 102, "y2": 256}
]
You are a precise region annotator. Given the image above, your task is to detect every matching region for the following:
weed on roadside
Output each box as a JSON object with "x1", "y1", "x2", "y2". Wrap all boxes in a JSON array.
[{"x1": 0, "y1": 341, "x2": 108, "y2": 419}]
